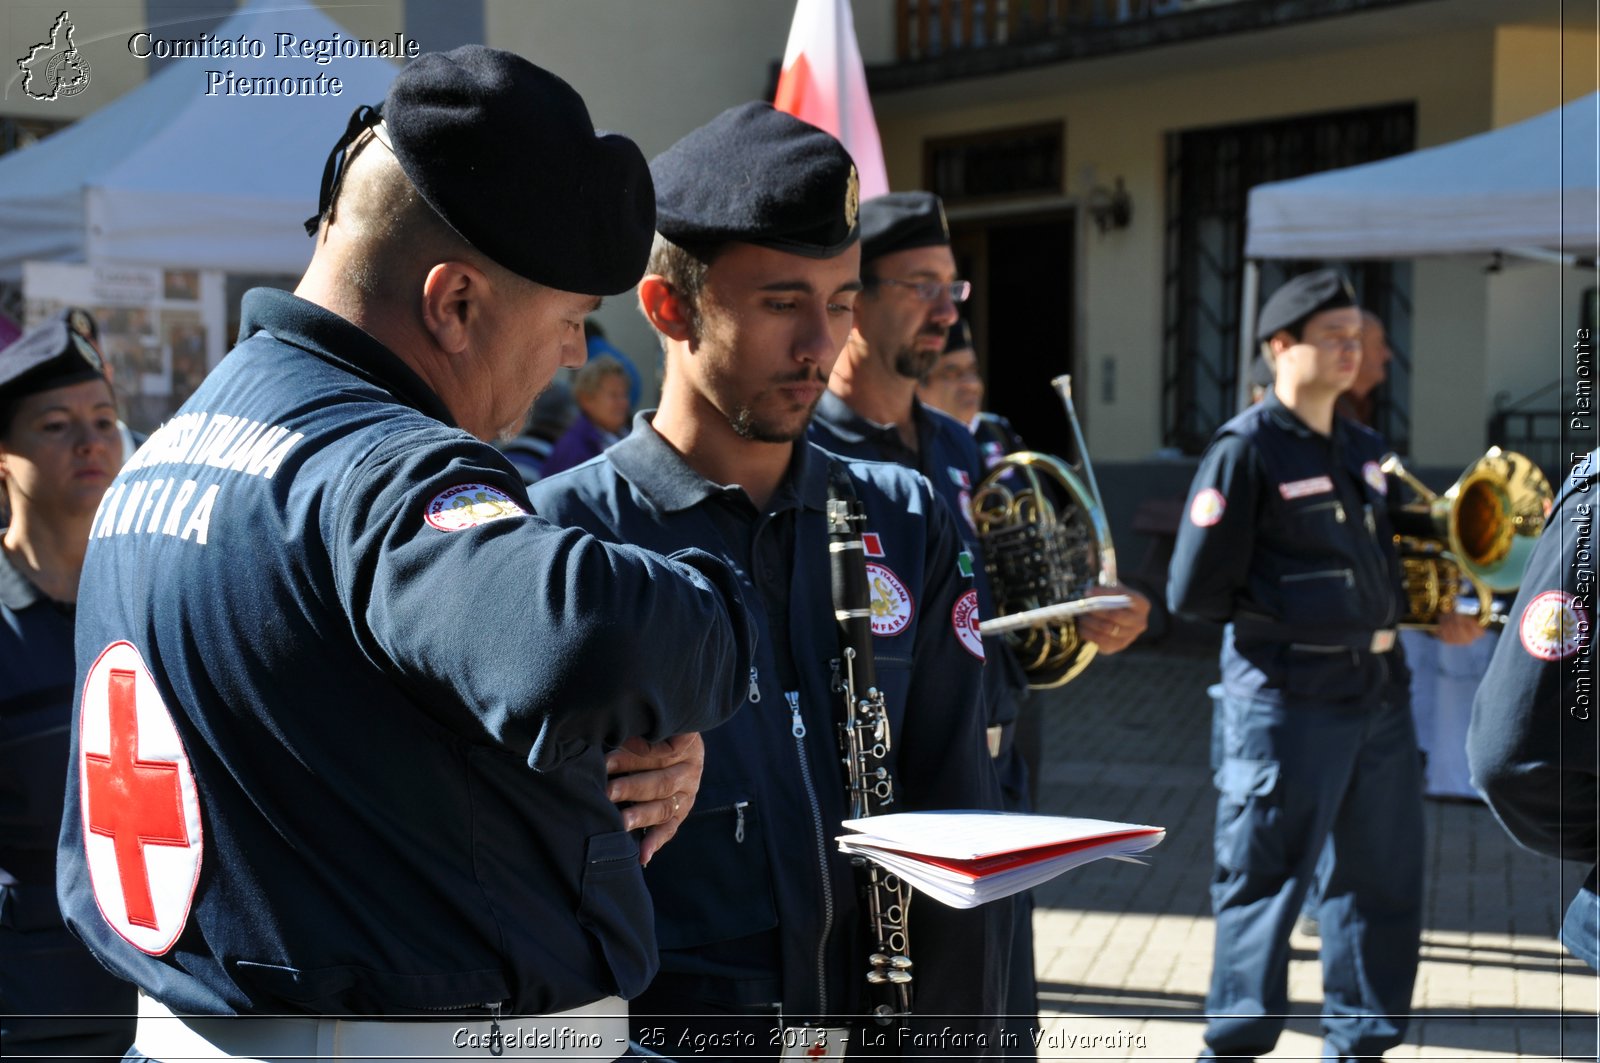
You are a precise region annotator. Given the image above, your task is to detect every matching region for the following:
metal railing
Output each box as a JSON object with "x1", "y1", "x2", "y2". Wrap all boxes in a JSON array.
[{"x1": 894, "y1": 0, "x2": 1238, "y2": 60}]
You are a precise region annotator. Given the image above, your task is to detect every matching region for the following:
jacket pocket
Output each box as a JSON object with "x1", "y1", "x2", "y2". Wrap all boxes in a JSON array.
[
  {"x1": 645, "y1": 789, "x2": 777, "y2": 951},
  {"x1": 576, "y1": 830, "x2": 657, "y2": 998}
]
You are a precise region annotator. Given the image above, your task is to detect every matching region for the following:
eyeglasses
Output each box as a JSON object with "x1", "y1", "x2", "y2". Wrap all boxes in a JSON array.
[{"x1": 873, "y1": 277, "x2": 973, "y2": 304}]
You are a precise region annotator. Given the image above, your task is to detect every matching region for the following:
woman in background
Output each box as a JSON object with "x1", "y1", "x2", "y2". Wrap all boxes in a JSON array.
[
  {"x1": 540, "y1": 353, "x2": 632, "y2": 478},
  {"x1": 0, "y1": 311, "x2": 134, "y2": 1058}
]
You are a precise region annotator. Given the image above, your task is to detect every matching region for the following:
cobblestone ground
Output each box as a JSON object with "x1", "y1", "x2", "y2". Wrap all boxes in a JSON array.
[{"x1": 1026, "y1": 638, "x2": 1598, "y2": 1061}]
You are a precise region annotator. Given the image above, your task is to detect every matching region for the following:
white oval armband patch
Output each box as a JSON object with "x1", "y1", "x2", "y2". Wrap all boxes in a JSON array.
[
  {"x1": 425, "y1": 483, "x2": 526, "y2": 532},
  {"x1": 80, "y1": 641, "x2": 203, "y2": 956},
  {"x1": 867, "y1": 562, "x2": 915, "y2": 637},
  {"x1": 953, "y1": 589, "x2": 985, "y2": 659},
  {"x1": 1520, "y1": 590, "x2": 1588, "y2": 662},
  {"x1": 1189, "y1": 487, "x2": 1226, "y2": 528}
]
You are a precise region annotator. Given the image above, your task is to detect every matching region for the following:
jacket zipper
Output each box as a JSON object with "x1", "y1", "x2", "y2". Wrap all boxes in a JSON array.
[
  {"x1": 1300, "y1": 499, "x2": 1346, "y2": 523},
  {"x1": 419, "y1": 1001, "x2": 505, "y2": 1054},
  {"x1": 748, "y1": 666, "x2": 762, "y2": 704},
  {"x1": 1282, "y1": 568, "x2": 1354, "y2": 587},
  {"x1": 785, "y1": 689, "x2": 833, "y2": 1016},
  {"x1": 695, "y1": 800, "x2": 750, "y2": 843}
]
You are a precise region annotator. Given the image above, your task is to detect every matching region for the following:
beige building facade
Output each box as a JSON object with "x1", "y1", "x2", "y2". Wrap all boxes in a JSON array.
[{"x1": 3, "y1": 0, "x2": 1593, "y2": 475}]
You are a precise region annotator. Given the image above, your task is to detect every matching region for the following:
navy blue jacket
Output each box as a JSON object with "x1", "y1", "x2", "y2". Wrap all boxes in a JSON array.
[
  {"x1": 57, "y1": 289, "x2": 753, "y2": 1015},
  {"x1": 1469, "y1": 449, "x2": 1599, "y2": 968},
  {"x1": 1, "y1": 543, "x2": 78, "y2": 923},
  {"x1": 1168, "y1": 392, "x2": 1409, "y2": 704},
  {"x1": 528, "y1": 418, "x2": 1009, "y2": 1027},
  {"x1": 810, "y1": 392, "x2": 1028, "y2": 726}
]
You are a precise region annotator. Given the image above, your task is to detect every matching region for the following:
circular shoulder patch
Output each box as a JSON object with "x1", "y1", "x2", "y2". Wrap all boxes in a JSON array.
[
  {"x1": 866, "y1": 562, "x2": 915, "y2": 637},
  {"x1": 79, "y1": 641, "x2": 203, "y2": 956},
  {"x1": 1363, "y1": 461, "x2": 1388, "y2": 496},
  {"x1": 1189, "y1": 487, "x2": 1226, "y2": 528},
  {"x1": 1520, "y1": 590, "x2": 1588, "y2": 661},
  {"x1": 952, "y1": 589, "x2": 985, "y2": 659},
  {"x1": 425, "y1": 483, "x2": 526, "y2": 532}
]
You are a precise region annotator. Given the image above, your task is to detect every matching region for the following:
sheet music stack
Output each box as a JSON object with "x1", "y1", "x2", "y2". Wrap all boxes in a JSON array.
[{"x1": 837, "y1": 812, "x2": 1165, "y2": 909}]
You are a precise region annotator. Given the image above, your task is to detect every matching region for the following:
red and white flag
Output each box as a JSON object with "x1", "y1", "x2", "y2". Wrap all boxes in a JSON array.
[{"x1": 773, "y1": 0, "x2": 890, "y2": 198}]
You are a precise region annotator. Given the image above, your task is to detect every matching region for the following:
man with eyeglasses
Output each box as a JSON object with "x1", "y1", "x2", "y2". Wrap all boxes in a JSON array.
[
  {"x1": 810, "y1": 192, "x2": 1148, "y2": 1055},
  {"x1": 1168, "y1": 269, "x2": 1426, "y2": 1062}
]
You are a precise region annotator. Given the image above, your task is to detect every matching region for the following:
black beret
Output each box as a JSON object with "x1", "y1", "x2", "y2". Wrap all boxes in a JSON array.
[
  {"x1": 859, "y1": 191, "x2": 950, "y2": 264},
  {"x1": 1257, "y1": 268, "x2": 1357, "y2": 341},
  {"x1": 944, "y1": 317, "x2": 974, "y2": 354},
  {"x1": 345, "y1": 47, "x2": 653, "y2": 295},
  {"x1": 0, "y1": 310, "x2": 107, "y2": 403},
  {"x1": 651, "y1": 102, "x2": 859, "y2": 258}
]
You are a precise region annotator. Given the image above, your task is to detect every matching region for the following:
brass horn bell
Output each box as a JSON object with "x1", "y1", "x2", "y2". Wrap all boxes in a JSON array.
[
  {"x1": 1381, "y1": 447, "x2": 1553, "y2": 628},
  {"x1": 970, "y1": 376, "x2": 1119, "y2": 688}
]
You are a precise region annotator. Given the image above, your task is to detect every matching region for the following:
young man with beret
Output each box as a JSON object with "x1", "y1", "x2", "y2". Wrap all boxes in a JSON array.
[
  {"x1": 530, "y1": 102, "x2": 1010, "y2": 1057},
  {"x1": 58, "y1": 47, "x2": 753, "y2": 1060},
  {"x1": 1168, "y1": 269, "x2": 1426, "y2": 1061}
]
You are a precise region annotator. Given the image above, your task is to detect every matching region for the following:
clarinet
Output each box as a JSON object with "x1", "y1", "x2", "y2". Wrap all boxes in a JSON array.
[{"x1": 825, "y1": 462, "x2": 913, "y2": 1025}]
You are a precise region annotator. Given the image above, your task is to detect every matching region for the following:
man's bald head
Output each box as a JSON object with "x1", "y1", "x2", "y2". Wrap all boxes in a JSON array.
[{"x1": 318, "y1": 131, "x2": 485, "y2": 312}]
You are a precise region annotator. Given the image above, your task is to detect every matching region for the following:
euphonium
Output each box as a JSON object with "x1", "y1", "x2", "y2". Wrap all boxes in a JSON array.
[
  {"x1": 972, "y1": 375, "x2": 1118, "y2": 688},
  {"x1": 1381, "y1": 447, "x2": 1553, "y2": 628}
]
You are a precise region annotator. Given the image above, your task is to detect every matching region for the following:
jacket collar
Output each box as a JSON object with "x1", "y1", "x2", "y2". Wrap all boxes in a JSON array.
[
  {"x1": 0, "y1": 535, "x2": 43, "y2": 611},
  {"x1": 606, "y1": 411, "x2": 828, "y2": 515},
  {"x1": 238, "y1": 288, "x2": 457, "y2": 427},
  {"x1": 813, "y1": 389, "x2": 945, "y2": 457},
  {"x1": 1262, "y1": 388, "x2": 1349, "y2": 448}
]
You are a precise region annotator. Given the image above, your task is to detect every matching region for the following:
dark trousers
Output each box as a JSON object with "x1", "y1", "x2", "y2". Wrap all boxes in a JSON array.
[{"x1": 1202, "y1": 690, "x2": 1423, "y2": 1061}]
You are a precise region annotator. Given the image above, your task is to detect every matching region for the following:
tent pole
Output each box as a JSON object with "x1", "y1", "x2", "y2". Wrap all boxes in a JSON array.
[{"x1": 1237, "y1": 259, "x2": 1260, "y2": 413}]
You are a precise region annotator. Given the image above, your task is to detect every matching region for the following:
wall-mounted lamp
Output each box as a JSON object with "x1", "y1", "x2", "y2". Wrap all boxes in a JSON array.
[{"x1": 1086, "y1": 176, "x2": 1132, "y2": 234}]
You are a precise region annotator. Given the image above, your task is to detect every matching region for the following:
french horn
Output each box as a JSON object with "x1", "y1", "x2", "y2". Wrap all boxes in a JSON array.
[
  {"x1": 1381, "y1": 447, "x2": 1553, "y2": 628},
  {"x1": 972, "y1": 375, "x2": 1118, "y2": 688}
]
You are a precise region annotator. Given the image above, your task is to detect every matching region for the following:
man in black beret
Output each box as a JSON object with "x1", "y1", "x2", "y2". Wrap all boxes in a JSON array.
[
  {"x1": 1168, "y1": 268, "x2": 1476, "y2": 1060},
  {"x1": 529, "y1": 102, "x2": 1011, "y2": 1056},
  {"x1": 58, "y1": 46, "x2": 756, "y2": 1058},
  {"x1": 809, "y1": 192, "x2": 1150, "y2": 1055}
]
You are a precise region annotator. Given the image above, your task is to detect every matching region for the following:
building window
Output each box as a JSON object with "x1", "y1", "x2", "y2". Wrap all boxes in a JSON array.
[
  {"x1": 1163, "y1": 103, "x2": 1415, "y2": 454},
  {"x1": 925, "y1": 121, "x2": 1064, "y2": 203}
]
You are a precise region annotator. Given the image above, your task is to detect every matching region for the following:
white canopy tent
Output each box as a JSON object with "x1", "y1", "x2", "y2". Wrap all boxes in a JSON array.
[
  {"x1": 1235, "y1": 92, "x2": 1600, "y2": 406},
  {"x1": 0, "y1": 0, "x2": 401, "y2": 282},
  {"x1": 1246, "y1": 91, "x2": 1599, "y2": 260}
]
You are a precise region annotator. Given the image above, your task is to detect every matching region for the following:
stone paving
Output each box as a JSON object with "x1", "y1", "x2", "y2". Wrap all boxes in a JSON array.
[{"x1": 1024, "y1": 638, "x2": 1598, "y2": 1061}]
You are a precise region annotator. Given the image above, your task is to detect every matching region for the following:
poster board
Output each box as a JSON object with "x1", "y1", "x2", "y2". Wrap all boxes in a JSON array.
[{"x1": 23, "y1": 261, "x2": 227, "y2": 431}]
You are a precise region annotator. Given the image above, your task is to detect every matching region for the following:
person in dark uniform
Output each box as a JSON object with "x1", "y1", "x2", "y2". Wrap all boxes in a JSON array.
[
  {"x1": 56, "y1": 48, "x2": 754, "y2": 1061},
  {"x1": 530, "y1": 102, "x2": 1010, "y2": 1059},
  {"x1": 915, "y1": 317, "x2": 1025, "y2": 473},
  {"x1": 1470, "y1": 447, "x2": 1599, "y2": 970},
  {"x1": 1168, "y1": 269, "x2": 1428, "y2": 1061},
  {"x1": 809, "y1": 192, "x2": 1149, "y2": 1053},
  {"x1": 0, "y1": 313, "x2": 134, "y2": 1058},
  {"x1": 915, "y1": 319, "x2": 1049, "y2": 811}
]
